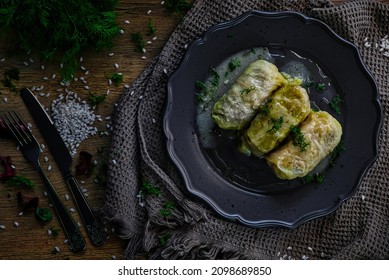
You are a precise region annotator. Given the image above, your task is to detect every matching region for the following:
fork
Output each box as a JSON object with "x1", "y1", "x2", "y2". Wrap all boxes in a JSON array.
[{"x1": 1, "y1": 111, "x2": 86, "y2": 253}]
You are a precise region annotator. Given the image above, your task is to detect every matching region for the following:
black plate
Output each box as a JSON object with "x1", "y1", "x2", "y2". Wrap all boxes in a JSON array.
[{"x1": 164, "y1": 11, "x2": 382, "y2": 228}]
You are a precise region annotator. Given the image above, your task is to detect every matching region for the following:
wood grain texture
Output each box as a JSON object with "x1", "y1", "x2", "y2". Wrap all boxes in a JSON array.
[{"x1": 0, "y1": 0, "x2": 387, "y2": 259}]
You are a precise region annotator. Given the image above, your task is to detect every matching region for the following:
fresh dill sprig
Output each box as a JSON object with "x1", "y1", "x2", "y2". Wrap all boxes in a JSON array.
[
  {"x1": 163, "y1": 0, "x2": 192, "y2": 19},
  {"x1": 88, "y1": 92, "x2": 106, "y2": 106},
  {"x1": 109, "y1": 73, "x2": 123, "y2": 86},
  {"x1": 302, "y1": 173, "x2": 325, "y2": 184},
  {"x1": 268, "y1": 116, "x2": 284, "y2": 133},
  {"x1": 329, "y1": 140, "x2": 346, "y2": 166},
  {"x1": 147, "y1": 18, "x2": 156, "y2": 35},
  {"x1": 2, "y1": 68, "x2": 20, "y2": 91},
  {"x1": 0, "y1": 0, "x2": 120, "y2": 81},
  {"x1": 141, "y1": 181, "x2": 161, "y2": 197},
  {"x1": 131, "y1": 32, "x2": 146, "y2": 52},
  {"x1": 160, "y1": 201, "x2": 176, "y2": 217}
]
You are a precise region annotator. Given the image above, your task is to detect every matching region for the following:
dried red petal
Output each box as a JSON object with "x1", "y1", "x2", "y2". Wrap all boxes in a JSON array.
[
  {"x1": 75, "y1": 151, "x2": 93, "y2": 176},
  {"x1": 16, "y1": 191, "x2": 40, "y2": 211},
  {"x1": 0, "y1": 156, "x2": 16, "y2": 181}
]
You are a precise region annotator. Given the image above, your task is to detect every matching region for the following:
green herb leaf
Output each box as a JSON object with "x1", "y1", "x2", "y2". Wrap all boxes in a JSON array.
[
  {"x1": 147, "y1": 18, "x2": 156, "y2": 35},
  {"x1": 228, "y1": 58, "x2": 241, "y2": 72},
  {"x1": 50, "y1": 227, "x2": 61, "y2": 237},
  {"x1": 88, "y1": 92, "x2": 106, "y2": 106},
  {"x1": 109, "y1": 73, "x2": 123, "y2": 86},
  {"x1": 290, "y1": 126, "x2": 309, "y2": 151},
  {"x1": 329, "y1": 140, "x2": 345, "y2": 166},
  {"x1": 131, "y1": 32, "x2": 146, "y2": 52},
  {"x1": 141, "y1": 181, "x2": 161, "y2": 197},
  {"x1": 35, "y1": 207, "x2": 53, "y2": 222},
  {"x1": 2, "y1": 68, "x2": 20, "y2": 91},
  {"x1": 315, "y1": 82, "x2": 326, "y2": 92},
  {"x1": 194, "y1": 68, "x2": 220, "y2": 105},
  {"x1": 158, "y1": 233, "x2": 172, "y2": 246},
  {"x1": 163, "y1": 0, "x2": 192, "y2": 19},
  {"x1": 7, "y1": 175, "x2": 35, "y2": 189},
  {"x1": 159, "y1": 201, "x2": 175, "y2": 217},
  {"x1": 302, "y1": 173, "x2": 325, "y2": 184},
  {"x1": 268, "y1": 116, "x2": 284, "y2": 133},
  {"x1": 0, "y1": 1, "x2": 120, "y2": 81},
  {"x1": 240, "y1": 86, "x2": 255, "y2": 95},
  {"x1": 329, "y1": 94, "x2": 345, "y2": 115}
]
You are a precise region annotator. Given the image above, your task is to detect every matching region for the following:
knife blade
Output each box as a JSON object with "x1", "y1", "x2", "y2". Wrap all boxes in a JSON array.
[{"x1": 21, "y1": 88, "x2": 106, "y2": 246}]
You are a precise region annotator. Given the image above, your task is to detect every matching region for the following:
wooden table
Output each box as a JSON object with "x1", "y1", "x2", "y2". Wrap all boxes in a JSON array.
[{"x1": 0, "y1": 0, "x2": 387, "y2": 260}]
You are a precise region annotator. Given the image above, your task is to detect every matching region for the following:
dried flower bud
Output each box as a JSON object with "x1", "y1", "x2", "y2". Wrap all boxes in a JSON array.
[
  {"x1": 75, "y1": 151, "x2": 93, "y2": 176},
  {"x1": 0, "y1": 156, "x2": 16, "y2": 181},
  {"x1": 17, "y1": 191, "x2": 39, "y2": 211}
]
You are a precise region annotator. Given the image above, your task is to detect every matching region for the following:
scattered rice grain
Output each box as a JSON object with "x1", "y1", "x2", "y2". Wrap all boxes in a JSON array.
[
  {"x1": 108, "y1": 53, "x2": 114, "y2": 57},
  {"x1": 48, "y1": 165, "x2": 52, "y2": 171},
  {"x1": 41, "y1": 65, "x2": 45, "y2": 70},
  {"x1": 119, "y1": 29, "x2": 124, "y2": 34},
  {"x1": 147, "y1": 9, "x2": 152, "y2": 15},
  {"x1": 69, "y1": 208, "x2": 75, "y2": 213},
  {"x1": 65, "y1": 194, "x2": 70, "y2": 201},
  {"x1": 114, "y1": 63, "x2": 119, "y2": 69},
  {"x1": 0, "y1": 224, "x2": 5, "y2": 230},
  {"x1": 14, "y1": 221, "x2": 19, "y2": 227},
  {"x1": 3, "y1": 97, "x2": 8, "y2": 103},
  {"x1": 80, "y1": 66, "x2": 86, "y2": 71},
  {"x1": 54, "y1": 246, "x2": 60, "y2": 253},
  {"x1": 23, "y1": 61, "x2": 29, "y2": 66},
  {"x1": 18, "y1": 212, "x2": 23, "y2": 216},
  {"x1": 124, "y1": 20, "x2": 130, "y2": 24}
]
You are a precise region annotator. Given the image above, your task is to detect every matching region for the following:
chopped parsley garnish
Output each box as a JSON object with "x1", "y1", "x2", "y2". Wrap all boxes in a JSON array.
[
  {"x1": 268, "y1": 116, "x2": 284, "y2": 133},
  {"x1": 195, "y1": 68, "x2": 220, "y2": 105},
  {"x1": 240, "y1": 86, "x2": 255, "y2": 95},
  {"x1": 131, "y1": 32, "x2": 146, "y2": 52},
  {"x1": 329, "y1": 94, "x2": 345, "y2": 115},
  {"x1": 305, "y1": 80, "x2": 326, "y2": 92},
  {"x1": 290, "y1": 126, "x2": 309, "y2": 151},
  {"x1": 228, "y1": 58, "x2": 241, "y2": 72},
  {"x1": 259, "y1": 99, "x2": 272, "y2": 116},
  {"x1": 329, "y1": 140, "x2": 345, "y2": 166},
  {"x1": 302, "y1": 173, "x2": 325, "y2": 184}
]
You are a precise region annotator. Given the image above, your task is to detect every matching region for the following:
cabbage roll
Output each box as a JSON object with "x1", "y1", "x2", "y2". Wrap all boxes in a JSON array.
[
  {"x1": 265, "y1": 111, "x2": 342, "y2": 180},
  {"x1": 240, "y1": 81, "x2": 311, "y2": 157},
  {"x1": 212, "y1": 60, "x2": 286, "y2": 130}
]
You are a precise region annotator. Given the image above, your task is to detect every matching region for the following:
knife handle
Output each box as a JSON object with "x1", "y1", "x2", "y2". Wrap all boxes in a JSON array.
[
  {"x1": 36, "y1": 164, "x2": 86, "y2": 253},
  {"x1": 65, "y1": 173, "x2": 107, "y2": 246}
]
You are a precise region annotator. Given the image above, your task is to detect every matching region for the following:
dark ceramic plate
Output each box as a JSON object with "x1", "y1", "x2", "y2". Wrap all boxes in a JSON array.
[{"x1": 164, "y1": 11, "x2": 382, "y2": 228}]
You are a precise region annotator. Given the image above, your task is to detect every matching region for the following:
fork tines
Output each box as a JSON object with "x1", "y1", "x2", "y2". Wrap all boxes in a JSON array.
[{"x1": 1, "y1": 111, "x2": 33, "y2": 147}]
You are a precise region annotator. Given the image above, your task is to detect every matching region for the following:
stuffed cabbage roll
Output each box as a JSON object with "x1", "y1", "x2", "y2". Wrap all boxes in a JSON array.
[
  {"x1": 265, "y1": 111, "x2": 342, "y2": 180},
  {"x1": 212, "y1": 59, "x2": 286, "y2": 130},
  {"x1": 240, "y1": 81, "x2": 311, "y2": 157}
]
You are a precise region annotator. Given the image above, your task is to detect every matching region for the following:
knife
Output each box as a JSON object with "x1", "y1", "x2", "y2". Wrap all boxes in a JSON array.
[{"x1": 21, "y1": 88, "x2": 106, "y2": 246}]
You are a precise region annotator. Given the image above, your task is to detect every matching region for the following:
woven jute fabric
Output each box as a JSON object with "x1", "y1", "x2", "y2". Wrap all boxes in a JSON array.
[{"x1": 102, "y1": 0, "x2": 389, "y2": 259}]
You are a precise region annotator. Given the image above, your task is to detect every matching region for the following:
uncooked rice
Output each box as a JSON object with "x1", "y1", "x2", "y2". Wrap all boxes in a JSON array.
[{"x1": 50, "y1": 90, "x2": 97, "y2": 157}]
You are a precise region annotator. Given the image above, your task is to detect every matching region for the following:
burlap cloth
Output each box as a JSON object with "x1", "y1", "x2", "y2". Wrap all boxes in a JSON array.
[{"x1": 102, "y1": 0, "x2": 389, "y2": 259}]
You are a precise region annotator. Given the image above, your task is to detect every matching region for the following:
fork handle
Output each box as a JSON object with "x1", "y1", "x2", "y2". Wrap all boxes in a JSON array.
[
  {"x1": 36, "y1": 164, "x2": 86, "y2": 253},
  {"x1": 65, "y1": 173, "x2": 106, "y2": 246}
]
